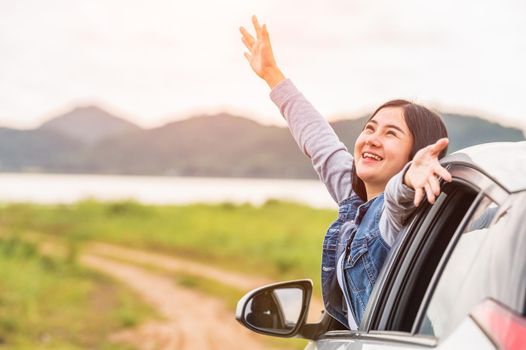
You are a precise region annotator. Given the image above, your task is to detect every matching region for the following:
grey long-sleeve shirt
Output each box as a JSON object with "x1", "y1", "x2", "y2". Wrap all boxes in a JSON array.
[{"x1": 270, "y1": 79, "x2": 416, "y2": 247}]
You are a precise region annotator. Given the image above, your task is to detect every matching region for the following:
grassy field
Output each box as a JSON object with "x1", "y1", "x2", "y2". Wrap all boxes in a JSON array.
[
  {"x1": 0, "y1": 200, "x2": 336, "y2": 349},
  {"x1": 0, "y1": 200, "x2": 336, "y2": 289},
  {"x1": 0, "y1": 235, "x2": 155, "y2": 349}
]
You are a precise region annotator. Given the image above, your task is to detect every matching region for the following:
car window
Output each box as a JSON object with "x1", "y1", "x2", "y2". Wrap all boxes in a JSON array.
[
  {"x1": 369, "y1": 180, "x2": 480, "y2": 332},
  {"x1": 414, "y1": 196, "x2": 500, "y2": 338}
]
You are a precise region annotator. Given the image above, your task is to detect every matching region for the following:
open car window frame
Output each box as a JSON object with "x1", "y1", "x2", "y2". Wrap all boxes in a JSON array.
[{"x1": 354, "y1": 162, "x2": 509, "y2": 344}]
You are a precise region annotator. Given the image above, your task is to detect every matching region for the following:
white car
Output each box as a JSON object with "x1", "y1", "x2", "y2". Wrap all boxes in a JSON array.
[{"x1": 237, "y1": 141, "x2": 526, "y2": 350}]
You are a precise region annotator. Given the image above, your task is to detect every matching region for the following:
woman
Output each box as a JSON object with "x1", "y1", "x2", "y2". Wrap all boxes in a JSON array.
[{"x1": 240, "y1": 16, "x2": 451, "y2": 329}]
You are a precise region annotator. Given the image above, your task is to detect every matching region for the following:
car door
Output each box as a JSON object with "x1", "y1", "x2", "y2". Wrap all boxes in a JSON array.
[
  {"x1": 410, "y1": 191, "x2": 526, "y2": 350},
  {"x1": 311, "y1": 162, "x2": 517, "y2": 349}
]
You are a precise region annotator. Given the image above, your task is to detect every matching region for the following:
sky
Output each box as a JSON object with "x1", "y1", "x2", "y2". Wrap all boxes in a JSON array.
[{"x1": 0, "y1": 0, "x2": 525, "y2": 130}]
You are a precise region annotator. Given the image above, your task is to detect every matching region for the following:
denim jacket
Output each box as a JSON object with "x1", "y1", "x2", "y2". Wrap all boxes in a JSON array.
[{"x1": 322, "y1": 193, "x2": 391, "y2": 328}]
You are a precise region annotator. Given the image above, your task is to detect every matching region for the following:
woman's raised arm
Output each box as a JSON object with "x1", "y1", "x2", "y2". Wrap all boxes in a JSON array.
[{"x1": 240, "y1": 16, "x2": 354, "y2": 203}]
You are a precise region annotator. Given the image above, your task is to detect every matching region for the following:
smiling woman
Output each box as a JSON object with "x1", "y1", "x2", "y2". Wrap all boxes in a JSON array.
[{"x1": 239, "y1": 15, "x2": 451, "y2": 330}]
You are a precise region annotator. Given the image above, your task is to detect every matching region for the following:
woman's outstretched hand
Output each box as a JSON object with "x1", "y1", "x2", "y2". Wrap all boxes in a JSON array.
[
  {"x1": 239, "y1": 15, "x2": 285, "y2": 89},
  {"x1": 404, "y1": 138, "x2": 452, "y2": 207}
]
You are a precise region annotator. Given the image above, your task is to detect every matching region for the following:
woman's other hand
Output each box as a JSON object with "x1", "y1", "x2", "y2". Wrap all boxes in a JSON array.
[
  {"x1": 404, "y1": 138, "x2": 452, "y2": 206},
  {"x1": 239, "y1": 15, "x2": 285, "y2": 89}
]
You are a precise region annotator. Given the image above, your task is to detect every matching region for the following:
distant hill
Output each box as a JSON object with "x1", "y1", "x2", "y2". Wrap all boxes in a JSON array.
[
  {"x1": 441, "y1": 114, "x2": 525, "y2": 151},
  {"x1": 38, "y1": 105, "x2": 142, "y2": 144},
  {"x1": 0, "y1": 127, "x2": 85, "y2": 172},
  {"x1": 83, "y1": 114, "x2": 312, "y2": 177},
  {"x1": 0, "y1": 107, "x2": 524, "y2": 178}
]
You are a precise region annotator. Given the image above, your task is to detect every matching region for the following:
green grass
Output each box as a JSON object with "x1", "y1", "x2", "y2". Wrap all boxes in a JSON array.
[
  {"x1": 0, "y1": 235, "x2": 155, "y2": 349},
  {"x1": 0, "y1": 200, "x2": 336, "y2": 293}
]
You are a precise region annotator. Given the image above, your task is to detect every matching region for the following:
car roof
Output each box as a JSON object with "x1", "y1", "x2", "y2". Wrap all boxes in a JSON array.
[{"x1": 443, "y1": 141, "x2": 526, "y2": 193}]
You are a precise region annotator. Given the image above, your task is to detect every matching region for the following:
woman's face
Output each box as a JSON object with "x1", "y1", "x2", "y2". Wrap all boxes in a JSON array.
[{"x1": 354, "y1": 106, "x2": 414, "y2": 197}]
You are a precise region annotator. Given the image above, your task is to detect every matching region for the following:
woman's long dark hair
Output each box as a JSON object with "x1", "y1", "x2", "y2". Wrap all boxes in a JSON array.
[{"x1": 351, "y1": 99, "x2": 448, "y2": 201}]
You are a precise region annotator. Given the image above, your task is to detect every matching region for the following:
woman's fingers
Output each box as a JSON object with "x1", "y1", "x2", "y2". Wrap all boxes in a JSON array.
[
  {"x1": 424, "y1": 183, "x2": 436, "y2": 204},
  {"x1": 239, "y1": 27, "x2": 255, "y2": 48},
  {"x1": 431, "y1": 137, "x2": 449, "y2": 156},
  {"x1": 414, "y1": 188, "x2": 424, "y2": 207},
  {"x1": 413, "y1": 173, "x2": 441, "y2": 207},
  {"x1": 414, "y1": 181, "x2": 438, "y2": 207},
  {"x1": 409, "y1": 138, "x2": 451, "y2": 206},
  {"x1": 241, "y1": 35, "x2": 251, "y2": 51},
  {"x1": 241, "y1": 36, "x2": 253, "y2": 52},
  {"x1": 262, "y1": 24, "x2": 271, "y2": 44},
  {"x1": 415, "y1": 138, "x2": 448, "y2": 162},
  {"x1": 434, "y1": 165, "x2": 452, "y2": 182},
  {"x1": 428, "y1": 175, "x2": 441, "y2": 196},
  {"x1": 412, "y1": 166, "x2": 451, "y2": 207},
  {"x1": 252, "y1": 15, "x2": 263, "y2": 40}
]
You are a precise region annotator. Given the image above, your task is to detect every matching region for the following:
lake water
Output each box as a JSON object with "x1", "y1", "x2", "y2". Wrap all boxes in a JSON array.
[{"x1": 0, "y1": 173, "x2": 337, "y2": 209}]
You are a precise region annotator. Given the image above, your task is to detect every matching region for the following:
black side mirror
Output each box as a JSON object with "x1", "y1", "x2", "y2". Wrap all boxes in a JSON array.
[{"x1": 236, "y1": 279, "x2": 312, "y2": 337}]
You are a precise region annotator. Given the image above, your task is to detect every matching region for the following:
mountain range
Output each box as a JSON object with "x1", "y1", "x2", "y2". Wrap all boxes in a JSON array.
[{"x1": 0, "y1": 105, "x2": 524, "y2": 178}]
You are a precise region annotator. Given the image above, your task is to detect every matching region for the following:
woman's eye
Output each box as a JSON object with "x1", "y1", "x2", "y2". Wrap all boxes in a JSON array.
[
  {"x1": 386, "y1": 130, "x2": 397, "y2": 137},
  {"x1": 365, "y1": 125, "x2": 374, "y2": 132}
]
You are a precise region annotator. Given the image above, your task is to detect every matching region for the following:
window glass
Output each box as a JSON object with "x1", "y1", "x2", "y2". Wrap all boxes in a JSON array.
[{"x1": 416, "y1": 196, "x2": 499, "y2": 337}]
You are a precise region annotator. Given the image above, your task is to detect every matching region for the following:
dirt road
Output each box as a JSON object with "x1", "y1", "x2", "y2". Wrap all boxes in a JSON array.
[
  {"x1": 80, "y1": 243, "x2": 325, "y2": 350},
  {"x1": 88, "y1": 242, "x2": 273, "y2": 290},
  {"x1": 81, "y1": 253, "x2": 272, "y2": 350}
]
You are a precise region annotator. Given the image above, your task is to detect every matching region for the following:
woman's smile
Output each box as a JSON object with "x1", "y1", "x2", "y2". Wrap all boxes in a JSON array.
[{"x1": 361, "y1": 151, "x2": 384, "y2": 162}]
